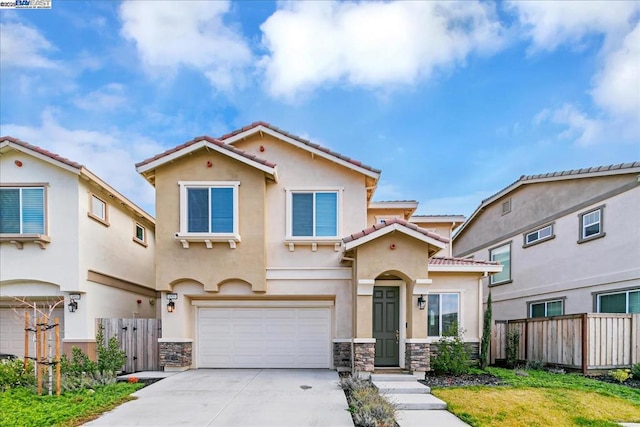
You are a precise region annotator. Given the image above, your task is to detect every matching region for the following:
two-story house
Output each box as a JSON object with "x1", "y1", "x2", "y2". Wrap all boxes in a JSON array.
[
  {"x1": 453, "y1": 162, "x2": 640, "y2": 321},
  {"x1": 136, "y1": 122, "x2": 500, "y2": 373},
  {"x1": 0, "y1": 137, "x2": 157, "y2": 359}
]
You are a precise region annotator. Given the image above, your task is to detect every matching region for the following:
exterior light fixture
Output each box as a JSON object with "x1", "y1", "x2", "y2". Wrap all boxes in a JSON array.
[
  {"x1": 68, "y1": 294, "x2": 81, "y2": 312},
  {"x1": 167, "y1": 292, "x2": 178, "y2": 313},
  {"x1": 417, "y1": 295, "x2": 426, "y2": 310}
]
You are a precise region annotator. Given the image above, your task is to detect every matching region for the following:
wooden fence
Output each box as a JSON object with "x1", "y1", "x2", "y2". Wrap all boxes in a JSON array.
[
  {"x1": 491, "y1": 313, "x2": 640, "y2": 372},
  {"x1": 97, "y1": 318, "x2": 161, "y2": 373}
]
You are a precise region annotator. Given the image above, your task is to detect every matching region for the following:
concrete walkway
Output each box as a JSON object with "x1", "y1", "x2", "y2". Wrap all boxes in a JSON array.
[
  {"x1": 85, "y1": 369, "x2": 353, "y2": 427},
  {"x1": 372, "y1": 373, "x2": 469, "y2": 427}
]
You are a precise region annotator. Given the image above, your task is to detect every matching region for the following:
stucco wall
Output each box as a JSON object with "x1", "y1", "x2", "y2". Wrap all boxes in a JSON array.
[{"x1": 428, "y1": 272, "x2": 482, "y2": 341}]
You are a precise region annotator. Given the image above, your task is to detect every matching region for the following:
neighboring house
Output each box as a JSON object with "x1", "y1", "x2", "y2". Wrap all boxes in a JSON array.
[
  {"x1": 453, "y1": 162, "x2": 640, "y2": 321},
  {"x1": 136, "y1": 122, "x2": 500, "y2": 373},
  {"x1": 0, "y1": 137, "x2": 157, "y2": 359}
]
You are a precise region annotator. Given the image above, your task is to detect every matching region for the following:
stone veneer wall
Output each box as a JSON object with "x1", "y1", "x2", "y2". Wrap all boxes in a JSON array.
[
  {"x1": 429, "y1": 341, "x2": 480, "y2": 365},
  {"x1": 354, "y1": 342, "x2": 375, "y2": 372},
  {"x1": 405, "y1": 342, "x2": 430, "y2": 372},
  {"x1": 333, "y1": 342, "x2": 351, "y2": 371},
  {"x1": 159, "y1": 341, "x2": 192, "y2": 368}
]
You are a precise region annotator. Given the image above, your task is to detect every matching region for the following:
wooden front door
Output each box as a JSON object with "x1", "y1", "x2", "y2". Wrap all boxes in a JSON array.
[{"x1": 373, "y1": 286, "x2": 400, "y2": 366}]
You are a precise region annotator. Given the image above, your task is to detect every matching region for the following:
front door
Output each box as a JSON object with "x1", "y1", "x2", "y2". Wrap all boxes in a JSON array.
[{"x1": 373, "y1": 286, "x2": 400, "y2": 366}]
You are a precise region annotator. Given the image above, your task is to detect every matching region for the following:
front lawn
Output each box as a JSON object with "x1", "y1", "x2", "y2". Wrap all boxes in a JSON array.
[
  {"x1": 0, "y1": 383, "x2": 143, "y2": 427},
  {"x1": 431, "y1": 368, "x2": 640, "y2": 427}
]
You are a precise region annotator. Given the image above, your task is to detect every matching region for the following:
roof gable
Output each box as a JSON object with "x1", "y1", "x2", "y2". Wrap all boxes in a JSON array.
[
  {"x1": 428, "y1": 257, "x2": 502, "y2": 273},
  {"x1": 220, "y1": 122, "x2": 381, "y2": 180},
  {"x1": 343, "y1": 218, "x2": 448, "y2": 253},
  {"x1": 135, "y1": 136, "x2": 278, "y2": 185}
]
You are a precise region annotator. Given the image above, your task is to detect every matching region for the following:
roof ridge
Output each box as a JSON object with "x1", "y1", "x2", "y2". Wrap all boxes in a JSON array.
[
  {"x1": 1, "y1": 136, "x2": 84, "y2": 169},
  {"x1": 343, "y1": 218, "x2": 449, "y2": 244}
]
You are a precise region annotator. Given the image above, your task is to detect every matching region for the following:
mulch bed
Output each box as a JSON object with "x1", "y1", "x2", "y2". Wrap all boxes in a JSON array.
[
  {"x1": 590, "y1": 375, "x2": 640, "y2": 389},
  {"x1": 419, "y1": 372, "x2": 504, "y2": 388}
]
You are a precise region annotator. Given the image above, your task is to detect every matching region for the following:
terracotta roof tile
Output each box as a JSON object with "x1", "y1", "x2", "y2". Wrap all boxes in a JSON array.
[
  {"x1": 343, "y1": 218, "x2": 450, "y2": 244},
  {"x1": 135, "y1": 135, "x2": 276, "y2": 169},
  {"x1": 429, "y1": 257, "x2": 500, "y2": 266},
  {"x1": 1, "y1": 136, "x2": 83, "y2": 169},
  {"x1": 219, "y1": 122, "x2": 381, "y2": 174}
]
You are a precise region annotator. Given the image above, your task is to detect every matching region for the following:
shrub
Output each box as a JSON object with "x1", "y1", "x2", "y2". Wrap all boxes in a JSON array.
[
  {"x1": 479, "y1": 292, "x2": 492, "y2": 369},
  {"x1": 60, "y1": 371, "x2": 117, "y2": 393},
  {"x1": 0, "y1": 359, "x2": 35, "y2": 391},
  {"x1": 505, "y1": 328, "x2": 520, "y2": 368},
  {"x1": 431, "y1": 323, "x2": 472, "y2": 375},
  {"x1": 60, "y1": 346, "x2": 97, "y2": 376},
  {"x1": 96, "y1": 325, "x2": 126, "y2": 375},
  {"x1": 339, "y1": 375, "x2": 396, "y2": 427},
  {"x1": 525, "y1": 359, "x2": 545, "y2": 371},
  {"x1": 609, "y1": 369, "x2": 632, "y2": 383},
  {"x1": 631, "y1": 363, "x2": 640, "y2": 379}
]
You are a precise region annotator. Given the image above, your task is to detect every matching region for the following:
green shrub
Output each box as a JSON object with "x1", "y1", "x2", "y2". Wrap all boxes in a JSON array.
[
  {"x1": 431, "y1": 323, "x2": 472, "y2": 375},
  {"x1": 525, "y1": 359, "x2": 545, "y2": 371},
  {"x1": 479, "y1": 292, "x2": 492, "y2": 369},
  {"x1": 505, "y1": 328, "x2": 520, "y2": 368},
  {"x1": 96, "y1": 325, "x2": 126, "y2": 375},
  {"x1": 0, "y1": 359, "x2": 35, "y2": 391},
  {"x1": 631, "y1": 363, "x2": 640, "y2": 379},
  {"x1": 61, "y1": 370, "x2": 117, "y2": 392},
  {"x1": 339, "y1": 375, "x2": 396, "y2": 427},
  {"x1": 608, "y1": 369, "x2": 632, "y2": 383},
  {"x1": 60, "y1": 346, "x2": 97, "y2": 376}
]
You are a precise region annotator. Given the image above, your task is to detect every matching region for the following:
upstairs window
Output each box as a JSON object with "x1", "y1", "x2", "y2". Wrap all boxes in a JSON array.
[
  {"x1": 427, "y1": 293, "x2": 459, "y2": 337},
  {"x1": 0, "y1": 187, "x2": 45, "y2": 234},
  {"x1": 179, "y1": 182, "x2": 238, "y2": 235},
  {"x1": 579, "y1": 207, "x2": 604, "y2": 241},
  {"x1": 291, "y1": 191, "x2": 338, "y2": 237},
  {"x1": 597, "y1": 289, "x2": 639, "y2": 314},
  {"x1": 489, "y1": 242, "x2": 511, "y2": 285},
  {"x1": 133, "y1": 222, "x2": 147, "y2": 246},
  {"x1": 524, "y1": 224, "x2": 554, "y2": 247}
]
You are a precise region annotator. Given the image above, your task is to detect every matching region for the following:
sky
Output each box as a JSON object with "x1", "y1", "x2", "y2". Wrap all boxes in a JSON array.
[{"x1": 1, "y1": 1, "x2": 639, "y2": 218}]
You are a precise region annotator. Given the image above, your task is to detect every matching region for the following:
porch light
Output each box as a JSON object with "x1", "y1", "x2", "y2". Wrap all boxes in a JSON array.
[
  {"x1": 166, "y1": 293, "x2": 178, "y2": 313},
  {"x1": 68, "y1": 294, "x2": 81, "y2": 313},
  {"x1": 417, "y1": 295, "x2": 426, "y2": 310}
]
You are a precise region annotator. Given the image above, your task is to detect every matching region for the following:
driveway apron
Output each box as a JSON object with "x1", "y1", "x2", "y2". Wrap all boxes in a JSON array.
[{"x1": 85, "y1": 369, "x2": 353, "y2": 427}]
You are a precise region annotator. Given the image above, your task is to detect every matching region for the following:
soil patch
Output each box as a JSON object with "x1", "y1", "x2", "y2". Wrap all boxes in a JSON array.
[{"x1": 419, "y1": 372, "x2": 505, "y2": 388}]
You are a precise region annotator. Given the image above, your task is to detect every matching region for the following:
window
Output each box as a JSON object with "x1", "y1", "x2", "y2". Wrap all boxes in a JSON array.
[
  {"x1": 133, "y1": 223, "x2": 146, "y2": 246},
  {"x1": 502, "y1": 199, "x2": 511, "y2": 215},
  {"x1": 89, "y1": 194, "x2": 108, "y2": 225},
  {"x1": 579, "y1": 207, "x2": 604, "y2": 241},
  {"x1": 489, "y1": 243, "x2": 511, "y2": 285},
  {"x1": 0, "y1": 187, "x2": 45, "y2": 234},
  {"x1": 597, "y1": 289, "x2": 640, "y2": 314},
  {"x1": 524, "y1": 224, "x2": 554, "y2": 246},
  {"x1": 179, "y1": 181, "x2": 238, "y2": 236},
  {"x1": 530, "y1": 300, "x2": 563, "y2": 318},
  {"x1": 427, "y1": 293, "x2": 459, "y2": 337},
  {"x1": 291, "y1": 191, "x2": 338, "y2": 237}
]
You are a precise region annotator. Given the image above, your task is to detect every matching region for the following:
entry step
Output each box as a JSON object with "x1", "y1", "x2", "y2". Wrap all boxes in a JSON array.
[
  {"x1": 373, "y1": 381, "x2": 430, "y2": 394},
  {"x1": 371, "y1": 374, "x2": 420, "y2": 382},
  {"x1": 386, "y1": 393, "x2": 447, "y2": 410}
]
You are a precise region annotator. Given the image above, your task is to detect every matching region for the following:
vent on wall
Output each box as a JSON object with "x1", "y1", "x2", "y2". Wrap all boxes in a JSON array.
[{"x1": 502, "y1": 199, "x2": 512, "y2": 215}]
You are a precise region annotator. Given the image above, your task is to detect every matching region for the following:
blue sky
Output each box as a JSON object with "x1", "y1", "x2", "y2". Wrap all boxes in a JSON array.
[{"x1": 1, "y1": 1, "x2": 639, "y2": 217}]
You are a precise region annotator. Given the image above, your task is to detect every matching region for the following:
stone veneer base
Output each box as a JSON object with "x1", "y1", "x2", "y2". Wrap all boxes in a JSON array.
[
  {"x1": 405, "y1": 342, "x2": 430, "y2": 372},
  {"x1": 354, "y1": 342, "x2": 375, "y2": 372},
  {"x1": 159, "y1": 341, "x2": 192, "y2": 369}
]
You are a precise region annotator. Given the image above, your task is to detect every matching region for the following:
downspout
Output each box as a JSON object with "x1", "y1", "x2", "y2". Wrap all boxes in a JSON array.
[{"x1": 351, "y1": 249, "x2": 357, "y2": 373}]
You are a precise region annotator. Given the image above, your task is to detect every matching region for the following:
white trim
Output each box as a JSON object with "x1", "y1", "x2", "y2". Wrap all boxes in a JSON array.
[
  {"x1": 191, "y1": 300, "x2": 335, "y2": 308},
  {"x1": 357, "y1": 280, "x2": 375, "y2": 296},
  {"x1": 1, "y1": 141, "x2": 81, "y2": 175},
  {"x1": 285, "y1": 187, "x2": 343, "y2": 240},
  {"x1": 178, "y1": 181, "x2": 240, "y2": 240},
  {"x1": 428, "y1": 264, "x2": 503, "y2": 273},
  {"x1": 158, "y1": 338, "x2": 194, "y2": 343},
  {"x1": 332, "y1": 338, "x2": 353, "y2": 343},
  {"x1": 413, "y1": 280, "x2": 432, "y2": 295},
  {"x1": 405, "y1": 338, "x2": 430, "y2": 344},
  {"x1": 223, "y1": 125, "x2": 380, "y2": 179},
  {"x1": 353, "y1": 338, "x2": 376, "y2": 344},
  {"x1": 426, "y1": 291, "x2": 463, "y2": 338},
  {"x1": 344, "y1": 223, "x2": 447, "y2": 251}
]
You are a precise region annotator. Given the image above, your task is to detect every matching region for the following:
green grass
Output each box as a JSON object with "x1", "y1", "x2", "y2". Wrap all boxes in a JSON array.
[
  {"x1": 0, "y1": 383, "x2": 143, "y2": 427},
  {"x1": 432, "y1": 368, "x2": 640, "y2": 427}
]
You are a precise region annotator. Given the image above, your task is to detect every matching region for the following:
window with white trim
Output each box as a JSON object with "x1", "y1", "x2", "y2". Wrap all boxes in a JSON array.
[
  {"x1": 489, "y1": 243, "x2": 511, "y2": 285},
  {"x1": 427, "y1": 293, "x2": 459, "y2": 337},
  {"x1": 179, "y1": 181, "x2": 239, "y2": 236},
  {"x1": 530, "y1": 300, "x2": 563, "y2": 318},
  {"x1": 0, "y1": 187, "x2": 45, "y2": 234},
  {"x1": 524, "y1": 224, "x2": 553, "y2": 246},
  {"x1": 579, "y1": 207, "x2": 603, "y2": 240},
  {"x1": 134, "y1": 223, "x2": 146, "y2": 245},
  {"x1": 290, "y1": 191, "x2": 338, "y2": 238},
  {"x1": 89, "y1": 194, "x2": 107, "y2": 223},
  {"x1": 597, "y1": 289, "x2": 639, "y2": 314}
]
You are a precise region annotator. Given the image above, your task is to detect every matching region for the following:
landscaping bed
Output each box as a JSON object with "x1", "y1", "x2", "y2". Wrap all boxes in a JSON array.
[{"x1": 420, "y1": 371, "x2": 504, "y2": 388}]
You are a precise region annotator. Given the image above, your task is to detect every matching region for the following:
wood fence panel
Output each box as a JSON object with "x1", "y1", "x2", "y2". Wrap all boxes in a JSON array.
[
  {"x1": 586, "y1": 314, "x2": 634, "y2": 369},
  {"x1": 97, "y1": 318, "x2": 161, "y2": 373},
  {"x1": 632, "y1": 314, "x2": 639, "y2": 364},
  {"x1": 491, "y1": 321, "x2": 507, "y2": 363}
]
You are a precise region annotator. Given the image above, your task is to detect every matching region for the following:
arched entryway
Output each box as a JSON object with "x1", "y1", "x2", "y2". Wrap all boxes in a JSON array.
[{"x1": 373, "y1": 271, "x2": 410, "y2": 368}]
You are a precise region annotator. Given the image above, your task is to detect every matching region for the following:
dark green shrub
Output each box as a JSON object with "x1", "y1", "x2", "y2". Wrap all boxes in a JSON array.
[
  {"x1": 0, "y1": 359, "x2": 35, "y2": 391},
  {"x1": 506, "y1": 328, "x2": 520, "y2": 368},
  {"x1": 60, "y1": 346, "x2": 97, "y2": 376},
  {"x1": 631, "y1": 363, "x2": 640, "y2": 379},
  {"x1": 96, "y1": 325, "x2": 126, "y2": 375},
  {"x1": 431, "y1": 323, "x2": 472, "y2": 375},
  {"x1": 525, "y1": 359, "x2": 545, "y2": 370},
  {"x1": 479, "y1": 292, "x2": 492, "y2": 369}
]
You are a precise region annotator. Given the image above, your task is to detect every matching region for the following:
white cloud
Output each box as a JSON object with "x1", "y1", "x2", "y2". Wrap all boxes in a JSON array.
[
  {"x1": 259, "y1": 1, "x2": 504, "y2": 99},
  {"x1": 507, "y1": 0, "x2": 640, "y2": 52},
  {"x1": 74, "y1": 83, "x2": 128, "y2": 112},
  {"x1": 543, "y1": 104, "x2": 605, "y2": 147},
  {"x1": 119, "y1": 0, "x2": 252, "y2": 91},
  {"x1": 0, "y1": 21, "x2": 57, "y2": 69},
  {"x1": 0, "y1": 112, "x2": 163, "y2": 213}
]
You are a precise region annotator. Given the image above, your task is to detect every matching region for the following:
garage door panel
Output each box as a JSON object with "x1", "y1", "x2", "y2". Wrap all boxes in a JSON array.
[
  {"x1": 1, "y1": 308, "x2": 64, "y2": 357},
  {"x1": 198, "y1": 306, "x2": 331, "y2": 368}
]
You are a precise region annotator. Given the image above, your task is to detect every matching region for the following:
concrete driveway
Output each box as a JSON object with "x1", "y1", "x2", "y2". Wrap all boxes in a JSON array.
[{"x1": 85, "y1": 369, "x2": 353, "y2": 427}]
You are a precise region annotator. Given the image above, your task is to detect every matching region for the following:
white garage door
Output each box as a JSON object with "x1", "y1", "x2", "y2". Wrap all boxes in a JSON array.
[
  {"x1": 198, "y1": 307, "x2": 331, "y2": 368},
  {"x1": 0, "y1": 308, "x2": 64, "y2": 357}
]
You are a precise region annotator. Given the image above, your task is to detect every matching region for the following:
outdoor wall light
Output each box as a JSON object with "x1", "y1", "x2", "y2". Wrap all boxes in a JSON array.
[
  {"x1": 68, "y1": 294, "x2": 81, "y2": 312},
  {"x1": 417, "y1": 295, "x2": 426, "y2": 310},
  {"x1": 166, "y1": 292, "x2": 178, "y2": 313}
]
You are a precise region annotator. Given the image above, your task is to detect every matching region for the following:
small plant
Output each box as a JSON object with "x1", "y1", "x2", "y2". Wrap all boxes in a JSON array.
[
  {"x1": 431, "y1": 323, "x2": 472, "y2": 375},
  {"x1": 505, "y1": 328, "x2": 520, "y2": 368},
  {"x1": 479, "y1": 292, "x2": 492, "y2": 369},
  {"x1": 0, "y1": 359, "x2": 35, "y2": 391},
  {"x1": 525, "y1": 359, "x2": 545, "y2": 371},
  {"x1": 127, "y1": 376, "x2": 139, "y2": 384},
  {"x1": 631, "y1": 363, "x2": 640, "y2": 379},
  {"x1": 60, "y1": 347, "x2": 98, "y2": 376},
  {"x1": 96, "y1": 325, "x2": 126, "y2": 375},
  {"x1": 608, "y1": 369, "x2": 632, "y2": 383},
  {"x1": 339, "y1": 375, "x2": 396, "y2": 427}
]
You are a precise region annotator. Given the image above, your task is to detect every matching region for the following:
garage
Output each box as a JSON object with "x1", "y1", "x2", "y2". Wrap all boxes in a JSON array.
[
  {"x1": 0, "y1": 307, "x2": 64, "y2": 357},
  {"x1": 197, "y1": 307, "x2": 331, "y2": 368}
]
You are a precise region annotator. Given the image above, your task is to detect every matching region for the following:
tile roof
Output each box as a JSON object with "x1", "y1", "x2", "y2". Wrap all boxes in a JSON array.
[
  {"x1": 371, "y1": 200, "x2": 418, "y2": 203},
  {"x1": 1, "y1": 136, "x2": 83, "y2": 169},
  {"x1": 219, "y1": 121, "x2": 381, "y2": 174},
  {"x1": 135, "y1": 135, "x2": 276, "y2": 169},
  {"x1": 411, "y1": 214, "x2": 465, "y2": 218},
  {"x1": 429, "y1": 257, "x2": 499, "y2": 266},
  {"x1": 343, "y1": 218, "x2": 450, "y2": 244}
]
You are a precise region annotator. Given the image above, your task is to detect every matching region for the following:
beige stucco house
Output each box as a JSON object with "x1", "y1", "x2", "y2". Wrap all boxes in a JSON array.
[
  {"x1": 453, "y1": 162, "x2": 640, "y2": 321},
  {"x1": 0, "y1": 137, "x2": 157, "y2": 359},
  {"x1": 136, "y1": 122, "x2": 500, "y2": 372}
]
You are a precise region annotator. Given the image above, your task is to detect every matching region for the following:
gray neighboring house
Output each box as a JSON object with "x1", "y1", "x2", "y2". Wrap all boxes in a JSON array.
[{"x1": 453, "y1": 162, "x2": 640, "y2": 320}]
